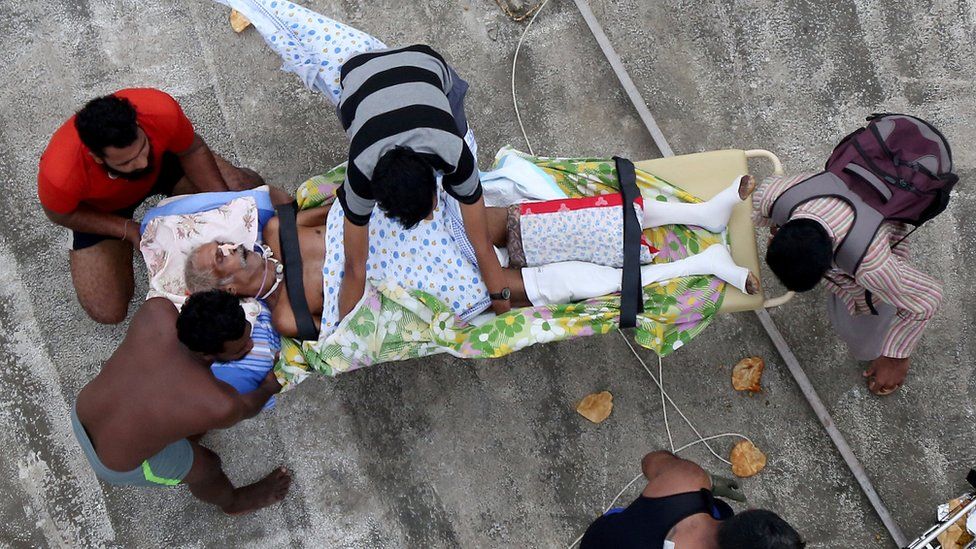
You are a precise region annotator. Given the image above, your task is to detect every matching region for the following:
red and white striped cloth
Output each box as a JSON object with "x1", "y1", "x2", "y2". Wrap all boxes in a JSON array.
[{"x1": 754, "y1": 174, "x2": 943, "y2": 359}]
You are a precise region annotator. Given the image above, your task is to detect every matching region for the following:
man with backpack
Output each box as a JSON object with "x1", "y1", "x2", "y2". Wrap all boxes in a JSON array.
[{"x1": 756, "y1": 114, "x2": 956, "y2": 396}]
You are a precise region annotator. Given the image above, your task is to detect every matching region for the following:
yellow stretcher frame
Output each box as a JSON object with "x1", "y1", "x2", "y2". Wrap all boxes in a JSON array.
[{"x1": 636, "y1": 149, "x2": 793, "y2": 313}]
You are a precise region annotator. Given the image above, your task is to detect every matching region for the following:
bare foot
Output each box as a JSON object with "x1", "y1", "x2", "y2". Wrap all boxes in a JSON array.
[
  {"x1": 745, "y1": 272, "x2": 760, "y2": 295},
  {"x1": 737, "y1": 175, "x2": 757, "y2": 200},
  {"x1": 863, "y1": 356, "x2": 910, "y2": 396},
  {"x1": 223, "y1": 467, "x2": 292, "y2": 515}
]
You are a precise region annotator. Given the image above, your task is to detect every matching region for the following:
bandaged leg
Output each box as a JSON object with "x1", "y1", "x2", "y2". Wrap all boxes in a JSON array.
[
  {"x1": 640, "y1": 244, "x2": 751, "y2": 293},
  {"x1": 642, "y1": 175, "x2": 753, "y2": 233},
  {"x1": 521, "y1": 244, "x2": 751, "y2": 306},
  {"x1": 213, "y1": 0, "x2": 387, "y2": 105},
  {"x1": 522, "y1": 262, "x2": 623, "y2": 306}
]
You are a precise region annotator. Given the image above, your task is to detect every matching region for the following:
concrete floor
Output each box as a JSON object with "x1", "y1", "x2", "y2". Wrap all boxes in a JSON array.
[{"x1": 1, "y1": 0, "x2": 975, "y2": 547}]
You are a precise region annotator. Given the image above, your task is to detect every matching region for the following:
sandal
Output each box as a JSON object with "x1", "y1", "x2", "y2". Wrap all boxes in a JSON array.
[{"x1": 867, "y1": 377, "x2": 902, "y2": 396}]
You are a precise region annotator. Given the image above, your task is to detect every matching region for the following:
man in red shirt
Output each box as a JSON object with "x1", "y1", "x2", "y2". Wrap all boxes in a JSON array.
[{"x1": 39, "y1": 88, "x2": 263, "y2": 324}]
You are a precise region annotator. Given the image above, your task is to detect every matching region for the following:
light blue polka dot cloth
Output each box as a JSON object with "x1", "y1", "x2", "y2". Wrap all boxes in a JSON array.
[
  {"x1": 320, "y1": 189, "x2": 491, "y2": 339},
  {"x1": 214, "y1": 0, "x2": 387, "y2": 105},
  {"x1": 216, "y1": 0, "x2": 490, "y2": 339}
]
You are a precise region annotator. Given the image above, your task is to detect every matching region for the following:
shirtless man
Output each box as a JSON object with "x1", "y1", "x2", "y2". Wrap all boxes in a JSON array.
[
  {"x1": 72, "y1": 296, "x2": 290, "y2": 513},
  {"x1": 579, "y1": 450, "x2": 804, "y2": 548},
  {"x1": 184, "y1": 175, "x2": 760, "y2": 339}
]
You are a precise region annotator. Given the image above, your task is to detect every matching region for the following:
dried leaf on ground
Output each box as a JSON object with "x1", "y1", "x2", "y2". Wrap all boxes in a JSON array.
[
  {"x1": 494, "y1": 0, "x2": 546, "y2": 21},
  {"x1": 938, "y1": 498, "x2": 975, "y2": 549},
  {"x1": 730, "y1": 440, "x2": 767, "y2": 478},
  {"x1": 230, "y1": 9, "x2": 252, "y2": 33},
  {"x1": 732, "y1": 356, "x2": 765, "y2": 393},
  {"x1": 576, "y1": 391, "x2": 613, "y2": 424}
]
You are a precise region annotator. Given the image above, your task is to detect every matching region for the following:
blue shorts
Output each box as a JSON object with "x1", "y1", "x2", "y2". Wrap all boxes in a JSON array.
[{"x1": 71, "y1": 402, "x2": 193, "y2": 487}]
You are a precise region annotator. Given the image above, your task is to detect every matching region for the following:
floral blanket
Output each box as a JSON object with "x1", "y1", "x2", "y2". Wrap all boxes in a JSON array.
[{"x1": 274, "y1": 150, "x2": 727, "y2": 390}]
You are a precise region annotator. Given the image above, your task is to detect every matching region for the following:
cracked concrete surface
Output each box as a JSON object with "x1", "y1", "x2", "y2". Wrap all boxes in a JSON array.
[{"x1": 1, "y1": 0, "x2": 975, "y2": 547}]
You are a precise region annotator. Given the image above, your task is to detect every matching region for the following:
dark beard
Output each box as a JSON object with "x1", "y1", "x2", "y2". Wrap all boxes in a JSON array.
[{"x1": 103, "y1": 158, "x2": 155, "y2": 180}]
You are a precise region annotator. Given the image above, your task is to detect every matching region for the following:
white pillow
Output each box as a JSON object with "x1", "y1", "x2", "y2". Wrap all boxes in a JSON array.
[{"x1": 139, "y1": 196, "x2": 263, "y2": 321}]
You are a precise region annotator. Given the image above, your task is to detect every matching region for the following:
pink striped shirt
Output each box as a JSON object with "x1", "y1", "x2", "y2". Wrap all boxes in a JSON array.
[{"x1": 754, "y1": 174, "x2": 943, "y2": 359}]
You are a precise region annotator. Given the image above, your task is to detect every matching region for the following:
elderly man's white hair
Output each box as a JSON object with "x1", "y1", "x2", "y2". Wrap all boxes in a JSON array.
[{"x1": 185, "y1": 245, "x2": 233, "y2": 294}]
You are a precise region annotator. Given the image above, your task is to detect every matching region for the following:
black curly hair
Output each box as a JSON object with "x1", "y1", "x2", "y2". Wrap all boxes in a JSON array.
[
  {"x1": 371, "y1": 147, "x2": 437, "y2": 229},
  {"x1": 766, "y1": 218, "x2": 833, "y2": 292},
  {"x1": 176, "y1": 289, "x2": 247, "y2": 355},
  {"x1": 74, "y1": 95, "x2": 139, "y2": 156}
]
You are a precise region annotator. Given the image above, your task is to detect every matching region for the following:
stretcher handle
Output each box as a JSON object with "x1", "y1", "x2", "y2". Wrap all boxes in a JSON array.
[
  {"x1": 743, "y1": 149, "x2": 796, "y2": 309},
  {"x1": 745, "y1": 149, "x2": 785, "y2": 176}
]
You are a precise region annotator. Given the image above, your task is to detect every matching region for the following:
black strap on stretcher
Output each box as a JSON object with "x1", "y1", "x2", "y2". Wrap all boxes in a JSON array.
[
  {"x1": 274, "y1": 202, "x2": 319, "y2": 341},
  {"x1": 614, "y1": 156, "x2": 644, "y2": 329}
]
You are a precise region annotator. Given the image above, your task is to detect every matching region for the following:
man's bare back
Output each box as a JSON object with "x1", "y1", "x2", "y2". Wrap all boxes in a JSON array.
[
  {"x1": 77, "y1": 298, "x2": 242, "y2": 470},
  {"x1": 73, "y1": 297, "x2": 291, "y2": 513}
]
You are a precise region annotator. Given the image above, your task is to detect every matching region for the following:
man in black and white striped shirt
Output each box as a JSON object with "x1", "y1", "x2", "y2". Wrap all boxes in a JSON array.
[{"x1": 335, "y1": 44, "x2": 511, "y2": 318}]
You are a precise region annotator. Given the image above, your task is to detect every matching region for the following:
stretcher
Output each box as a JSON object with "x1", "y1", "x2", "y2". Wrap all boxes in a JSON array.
[
  {"x1": 139, "y1": 147, "x2": 794, "y2": 388},
  {"x1": 636, "y1": 148, "x2": 793, "y2": 313},
  {"x1": 269, "y1": 148, "x2": 796, "y2": 386}
]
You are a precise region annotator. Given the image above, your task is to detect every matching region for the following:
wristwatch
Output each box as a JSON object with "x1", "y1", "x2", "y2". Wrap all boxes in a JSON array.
[{"x1": 489, "y1": 287, "x2": 511, "y2": 301}]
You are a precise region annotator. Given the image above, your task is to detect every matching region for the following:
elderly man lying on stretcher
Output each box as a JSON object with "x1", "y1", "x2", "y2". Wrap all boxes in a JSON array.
[{"x1": 183, "y1": 172, "x2": 760, "y2": 340}]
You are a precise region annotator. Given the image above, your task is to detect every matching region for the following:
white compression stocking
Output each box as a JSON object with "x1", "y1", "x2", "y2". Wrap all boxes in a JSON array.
[
  {"x1": 639, "y1": 244, "x2": 750, "y2": 293},
  {"x1": 642, "y1": 176, "x2": 745, "y2": 233},
  {"x1": 522, "y1": 244, "x2": 751, "y2": 306},
  {"x1": 522, "y1": 262, "x2": 622, "y2": 306}
]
